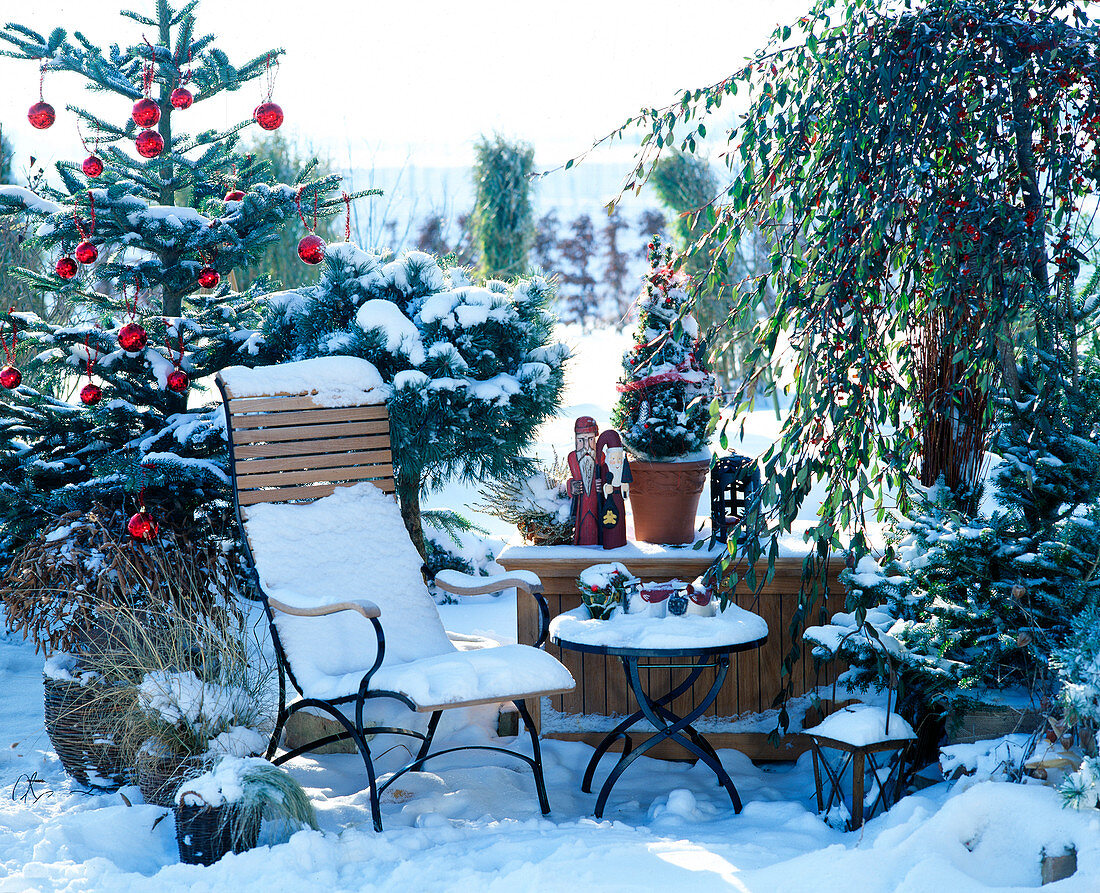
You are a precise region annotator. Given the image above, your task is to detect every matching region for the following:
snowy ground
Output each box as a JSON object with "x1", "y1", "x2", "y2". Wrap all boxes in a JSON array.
[{"x1": 3, "y1": 324, "x2": 1100, "y2": 890}]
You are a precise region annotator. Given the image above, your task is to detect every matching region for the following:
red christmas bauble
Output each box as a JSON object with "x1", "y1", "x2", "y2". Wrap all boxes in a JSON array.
[
  {"x1": 135, "y1": 129, "x2": 165, "y2": 159},
  {"x1": 118, "y1": 322, "x2": 148, "y2": 352},
  {"x1": 253, "y1": 101, "x2": 284, "y2": 131},
  {"x1": 127, "y1": 510, "x2": 158, "y2": 541},
  {"x1": 55, "y1": 257, "x2": 78, "y2": 279},
  {"x1": 198, "y1": 267, "x2": 220, "y2": 288},
  {"x1": 0, "y1": 365, "x2": 21, "y2": 389},
  {"x1": 297, "y1": 233, "x2": 326, "y2": 265},
  {"x1": 75, "y1": 240, "x2": 98, "y2": 264},
  {"x1": 80, "y1": 382, "x2": 102, "y2": 405},
  {"x1": 166, "y1": 369, "x2": 190, "y2": 392},
  {"x1": 82, "y1": 155, "x2": 104, "y2": 178},
  {"x1": 224, "y1": 190, "x2": 245, "y2": 202},
  {"x1": 132, "y1": 98, "x2": 161, "y2": 128},
  {"x1": 170, "y1": 86, "x2": 194, "y2": 110},
  {"x1": 28, "y1": 101, "x2": 55, "y2": 129}
]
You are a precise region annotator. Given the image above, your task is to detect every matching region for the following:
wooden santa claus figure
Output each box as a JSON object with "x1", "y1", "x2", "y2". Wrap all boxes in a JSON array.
[{"x1": 567, "y1": 416, "x2": 601, "y2": 546}]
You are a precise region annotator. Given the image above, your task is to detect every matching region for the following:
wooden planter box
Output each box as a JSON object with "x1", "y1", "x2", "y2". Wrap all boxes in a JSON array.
[{"x1": 498, "y1": 541, "x2": 847, "y2": 761}]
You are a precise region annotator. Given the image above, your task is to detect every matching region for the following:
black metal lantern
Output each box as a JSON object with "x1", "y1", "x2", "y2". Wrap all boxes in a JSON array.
[{"x1": 710, "y1": 454, "x2": 760, "y2": 544}]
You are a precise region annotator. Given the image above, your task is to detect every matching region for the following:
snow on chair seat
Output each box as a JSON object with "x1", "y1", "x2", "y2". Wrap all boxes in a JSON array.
[{"x1": 216, "y1": 359, "x2": 575, "y2": 832}]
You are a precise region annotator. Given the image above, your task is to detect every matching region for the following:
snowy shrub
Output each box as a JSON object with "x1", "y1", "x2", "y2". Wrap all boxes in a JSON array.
[{"x1": 474, "y1": 456, "x2": 574, "y2": 546}]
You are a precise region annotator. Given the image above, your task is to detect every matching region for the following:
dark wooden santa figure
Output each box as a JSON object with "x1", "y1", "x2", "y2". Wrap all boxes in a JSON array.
[
  {"x1": 567, "y1": 416, "x2": 601, "y2": 546},
  {"x1": 596, "y1": 429, "x2": 632, "y2": 550}
]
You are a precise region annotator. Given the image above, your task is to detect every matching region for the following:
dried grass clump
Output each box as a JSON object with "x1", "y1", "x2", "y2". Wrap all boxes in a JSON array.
[
  {"x1": 1, "y1": 502, "x2": 245, "y2": 655},
  {"x1": 475, "y1": 456, "x2": 574, "y2": 546}
]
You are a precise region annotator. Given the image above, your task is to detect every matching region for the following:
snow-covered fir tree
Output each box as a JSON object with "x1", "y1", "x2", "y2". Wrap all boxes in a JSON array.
[
  {"x1": 0, "y1": 2, "x2": 365, "y2": 555},
  {"x1": 260, "y1": 244, "x2": 568, "y2": 556},
  {"x1": 611, "y1": 236, "x2": 714, "y2": 460}
]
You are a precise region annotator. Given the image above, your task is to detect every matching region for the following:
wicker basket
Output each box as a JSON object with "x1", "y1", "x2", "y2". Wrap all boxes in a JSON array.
[
  {"x1": 174, "y1": 802, "x2": 260, "y2": 865},
  {"x1": 42, "y1": 675, "x2": 127, "y2": 789},
  {"x1": 136, "y1": 751, "x2": 203, "y2": 808}
]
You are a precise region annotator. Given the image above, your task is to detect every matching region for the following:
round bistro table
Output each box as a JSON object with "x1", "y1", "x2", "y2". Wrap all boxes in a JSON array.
[{"x1": 549, "y1": 606, "x2": 768, "y2": 818}]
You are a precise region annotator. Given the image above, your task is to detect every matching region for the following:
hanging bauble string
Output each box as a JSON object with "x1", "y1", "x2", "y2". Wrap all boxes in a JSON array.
[
  {"x1": 117, "y1": 278, "x2": 148, "y2": 352},
  {"x1": 79, "y1": 335, "x2": 102, "y2": 405},
  {"x1": 295, "y1": 189, "x2": 326, "y2": 265},
  {"x1": 28, "y1": 62, "x2": 55, "y2": 129},
  {"x1": 252, "y1": 52, "x2": 283, "y2": 130},
  {"x1": 127, "y1": 486, "x2": 158, "y2": 541},
  {"x1": 164, "y1": 324, "x2": 189, "y2": 393},
  {"x1": 73, "y1": 193, "x2": 97, "y2": 265},
  {"x1": 0, "y1": 313, "x2": 20, "y2": 389},
  {"x1": 171, "y1": 47, "x2": 194, "y2": 109}
]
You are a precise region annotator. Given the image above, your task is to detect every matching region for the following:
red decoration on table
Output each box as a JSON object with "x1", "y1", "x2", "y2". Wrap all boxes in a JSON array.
[
  {"x1": 170, "y1": 86, "x2": 193, "y2": 109},
  {"x1": 297, "y1": 233, "x2": 326, "y2": 265},
  {"x1": 567, "y1": 416, "x2": 601, "y2": 546},
  {"x1": 198, "y1": 266, "x2": 219, "y2": 288},
  {"x1": 131, "y1": 97, "x2": 161, "y2": 128},
  {"x1": 135, "y1": 129, "x2": 164, "y2": 158},
  {"x1": 75, "y1": 241, "x2": 98, "y2": 264},
  {"x1": 118, "y1": 322, "x2": 148, "y2": 352},
  {"x1": 82, "y1": 155, "x2": 104, "y2": 177},
  {"x1": 596, "y1": 429, "x2": 633, "y2": 550},
  {"x1": 1, "y1": 313, "x2": 20, "y2": 389},
  {"x1": 55, "y1": 257, "x2": 78, "y2": 279}
]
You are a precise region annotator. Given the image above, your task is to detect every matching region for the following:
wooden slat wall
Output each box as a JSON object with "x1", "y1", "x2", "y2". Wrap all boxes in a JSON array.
[
  {"x1": 503, "y1": 553, "x2": 847, "y2": 759},
  {"x1": 219, "y1": 380, "x2": 395, "y2": 507}
]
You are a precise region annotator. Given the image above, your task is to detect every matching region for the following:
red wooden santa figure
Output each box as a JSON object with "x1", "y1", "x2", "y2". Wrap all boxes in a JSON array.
[
  {"x1": 567, "y1": 416, "x2": 601, "y2": 546},
  {"x1": 596, "y1": 429, "x2": 632, "y2": 550}
]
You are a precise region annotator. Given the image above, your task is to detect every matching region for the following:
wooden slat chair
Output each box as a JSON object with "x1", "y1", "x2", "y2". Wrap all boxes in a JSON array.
[{"x1": 216, "y1": 359, "x2": 575, "y2": 832}]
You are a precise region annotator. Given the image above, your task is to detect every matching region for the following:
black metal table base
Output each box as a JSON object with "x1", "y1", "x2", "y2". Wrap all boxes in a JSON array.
[{"x1": 581, "y1": 654, "x2": 742, "y2": 818}]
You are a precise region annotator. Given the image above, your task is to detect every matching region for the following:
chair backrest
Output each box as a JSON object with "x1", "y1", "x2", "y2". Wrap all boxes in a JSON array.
[{"x1": 216, "y1": 359, "x2": 455, "y2": 696}]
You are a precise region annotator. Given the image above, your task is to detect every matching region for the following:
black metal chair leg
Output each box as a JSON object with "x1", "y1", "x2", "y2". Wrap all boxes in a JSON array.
[
  {"x1": 514, "y1": 699, "x2": 551, "y2": 815},
  {"x1": 416, "y1": 711, "x2": 442, "y2": 762}
]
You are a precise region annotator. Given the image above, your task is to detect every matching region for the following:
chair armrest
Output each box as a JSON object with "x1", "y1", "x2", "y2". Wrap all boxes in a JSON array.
[
  {"x1": 432, "y1": 570, "x2": 552, "y2": 649},
  {"x1": 266, "y1": 596, "x2": 381, "y2": 621}
]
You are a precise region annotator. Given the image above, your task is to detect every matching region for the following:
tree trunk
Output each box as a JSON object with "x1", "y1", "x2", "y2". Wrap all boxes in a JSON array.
[
  {"x1": 156, "y1": 0, "x2": 175, "y2": 207},
  {"x1": 396, "y1": 471, "x2": 427, "y2": 562}
]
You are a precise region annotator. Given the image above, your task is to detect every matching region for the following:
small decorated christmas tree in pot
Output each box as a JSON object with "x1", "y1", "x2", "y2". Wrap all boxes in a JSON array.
[{"x1": 611, "y1": 236, "x2": 714, "y2": 543}]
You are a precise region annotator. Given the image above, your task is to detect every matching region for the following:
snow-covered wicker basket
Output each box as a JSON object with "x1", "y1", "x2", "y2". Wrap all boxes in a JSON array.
[
  {"x1": 136, "y1": 750, "x2": 203, "y2": 808},
  {"x1": 173, "y1": 801, "x2": 259, "y2": 866},
  {"x1": 42, "y1": 659, "x2": 126, "y2": 790}
]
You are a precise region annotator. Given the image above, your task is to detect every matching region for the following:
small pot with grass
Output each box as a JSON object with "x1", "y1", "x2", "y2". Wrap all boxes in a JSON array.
[{"x1": 174, "y1": 757, "x2": 318, "y2": 865}]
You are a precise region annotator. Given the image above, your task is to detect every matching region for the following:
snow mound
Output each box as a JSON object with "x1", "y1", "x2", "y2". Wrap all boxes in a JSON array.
[
  {"x1": 219, "y1": 357, "x2": 389, "y2": 406},
  {"x1": 807, "y1": 705, "x2": 915, "y2": 747},
  {"x1": 549, "y1": 604, "x2": 767, "y2": 651}
]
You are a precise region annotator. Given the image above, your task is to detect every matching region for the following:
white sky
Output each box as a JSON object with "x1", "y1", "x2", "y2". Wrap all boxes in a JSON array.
[{"x1": 1, "y1": 0, "x2": 811, "y2": 175}]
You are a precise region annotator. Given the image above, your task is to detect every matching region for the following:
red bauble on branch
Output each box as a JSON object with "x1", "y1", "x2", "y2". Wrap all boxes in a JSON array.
[
  {"x1": 118, "y1": 322, "x2": 148, "y2": 352},
  {"x1": 80, "y1": 382, "x2": 102, "y2": 405},
  {"x1": 135, "y1": 130, "x2": 164, "y2": 158},
  {"x1": 198, "y1": 266, "x2": 220, "y2": 288},
  {"x1": 82, "y1": 155, "x2": 104, "y2": 178},
  {"x1": 297, "y1": 233, "x2": 326, "y2": 265},
  {"x1": 170, "y1": 86, "x2": 193, "y2": 109},
  {"x1": 1, "y1": 316, "x2": 19, "y2": 388},
  {"x1": 253, "y1": 101, "x2": 283, "y2": 131},
  {"x1": 166, "y1": 369, "x2": 189, "y2": 392},
  {"x1": 75, "y1": 241, "x2": 98, "y2": 265},
  {"x1": 127, "y1": 509, "x2": 158, "y2": 541},
  {"x1": 132, "y1": 97, "x2": 161, "y2": 128},
  {"x1": 224, "y1": 189, "x2": 245, "y2": 202},
  {"x1": 0, "y1": 365, "x2": 20, "y2": 389},
  {"x1": 55, "y1": 257, "x2": 78, "y2": 279},
  {"x1": 27, "y1": 100, "x2": 55, "y2": 129}
]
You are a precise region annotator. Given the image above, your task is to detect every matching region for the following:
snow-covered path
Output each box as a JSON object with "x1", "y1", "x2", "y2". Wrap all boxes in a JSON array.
[{"x1": 2, "y1": 621, "x2": 1099, "y2": 892}]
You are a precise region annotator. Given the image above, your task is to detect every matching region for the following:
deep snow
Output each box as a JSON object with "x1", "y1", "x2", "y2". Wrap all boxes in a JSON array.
[{"x1": 2, "y1": 323, "x2": 1099, "y2": 890}]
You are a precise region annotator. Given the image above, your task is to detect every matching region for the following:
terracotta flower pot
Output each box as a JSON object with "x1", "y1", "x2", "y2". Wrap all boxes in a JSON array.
[{"x1": 627, "y1": 457, "x2": 710, "y2": 545}]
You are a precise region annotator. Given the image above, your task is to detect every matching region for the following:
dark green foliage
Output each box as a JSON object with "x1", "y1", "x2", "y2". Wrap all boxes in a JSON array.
[
  {"x1": 236, "y1": 132, "x2": 340, "y2": 291},
  {"x1": 259, "y1": 245, "x2": 567, "y2": 557},
  {"x1": 0, "y1": 2, "x2": 373, "y2": 558},
  {"x1": 611, "y1": 236, "x2": 714, "y2": 459},
  {"x1": 470, "y1": 134, "x2": 535, "y2": 280}
]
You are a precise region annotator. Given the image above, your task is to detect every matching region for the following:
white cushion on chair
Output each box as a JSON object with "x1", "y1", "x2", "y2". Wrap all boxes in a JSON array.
[{"x1": 245, "y1": 481, "x2": 574, "y2": 707}]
